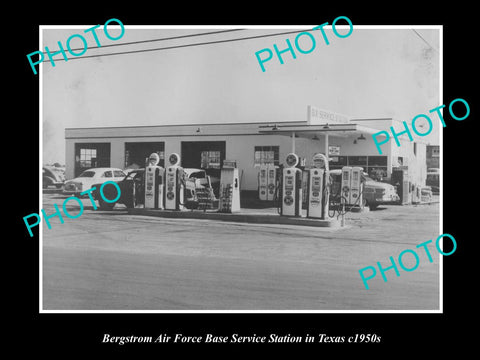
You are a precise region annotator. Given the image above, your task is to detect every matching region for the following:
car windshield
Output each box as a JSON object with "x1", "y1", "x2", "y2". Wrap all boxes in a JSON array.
[
  {"x1": 78, "y1": 171, "x2": 96, "y2": 178},
  {"x1": 187, "y1": 171, "x2": 206, "y2": 178},
  {"x1": 114, "y1": 170, "x2": 126, "y2": 177},
  {"x1": 124, "y1": 170, "x2": 142, "y2": 180}
]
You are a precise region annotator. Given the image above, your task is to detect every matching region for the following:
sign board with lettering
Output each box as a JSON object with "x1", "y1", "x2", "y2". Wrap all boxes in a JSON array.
[
  {"x1": 328, "y1": 145, "x2": 341, "y2": 156},
  {"x1": 307, "y1": 105, "x2": 350, "y2": 125}
]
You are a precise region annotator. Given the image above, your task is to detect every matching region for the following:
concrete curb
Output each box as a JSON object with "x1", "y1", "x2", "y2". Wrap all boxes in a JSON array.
[{"x1": 127, "y1": 208, "x2": 340, "y2": 228}]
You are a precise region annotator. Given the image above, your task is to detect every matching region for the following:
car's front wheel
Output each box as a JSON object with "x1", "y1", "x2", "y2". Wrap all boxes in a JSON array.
[
  {"x1": 98, "y1": 197, "x2": 115, "y2": 210},
  {"x1": 369, "y1": 202, "x2": 379, "y2": 210},
  {"x1": 43, "y1": 176, "x2": 54, "y2": 189},
  {"x1": 364, "y1": 199, "x2": 378, "y2": 210}
]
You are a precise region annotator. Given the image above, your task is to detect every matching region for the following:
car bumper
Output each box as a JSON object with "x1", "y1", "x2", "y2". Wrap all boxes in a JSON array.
[
  {"x1": 62, "y1": 189, "x2": 81, "y2": 196},
  {"x1": 63, "y1": 183, "x2": 84, "y2": 195},
  {"x1": 372, "y1": 194, "x2": 400, "y2": 204}
]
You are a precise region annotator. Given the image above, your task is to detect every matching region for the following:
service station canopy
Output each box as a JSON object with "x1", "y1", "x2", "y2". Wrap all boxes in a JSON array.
[
  {"x1": 258, "y1": 122, "x2": 381, "y2": 159},
  {"x1": 258, "y1": 123, "x2": 380, "y2": 139}
]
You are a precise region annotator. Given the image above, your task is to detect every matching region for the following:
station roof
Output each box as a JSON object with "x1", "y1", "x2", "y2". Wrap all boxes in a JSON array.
[{"x1": 65, "y1": 120, "x2": 385, "y2": 139}]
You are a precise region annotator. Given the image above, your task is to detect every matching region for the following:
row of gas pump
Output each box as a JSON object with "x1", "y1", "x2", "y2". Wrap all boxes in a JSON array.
[
  {"x1": 259, "y1": 153, "x2": 364, "y2": 220},
  {"x1": 143, "y1": 150, "x2": 362, "y2": 220},
  {"x1": 144, "y1": 152, "x2": 241, "y2": 213}
]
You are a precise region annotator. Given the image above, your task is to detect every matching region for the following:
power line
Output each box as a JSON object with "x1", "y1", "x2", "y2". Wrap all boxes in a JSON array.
[
  {"x1": 40, "y1": 28, "x2": 316, "y2": 63},
  {"x1": 42, "y1": 28, "x2": 246, "y2": 54}
]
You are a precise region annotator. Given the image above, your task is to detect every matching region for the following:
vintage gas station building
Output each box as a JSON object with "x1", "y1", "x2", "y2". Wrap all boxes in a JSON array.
[{"x1": 64, "y1": 106, "x2": 427, "y2": 192}]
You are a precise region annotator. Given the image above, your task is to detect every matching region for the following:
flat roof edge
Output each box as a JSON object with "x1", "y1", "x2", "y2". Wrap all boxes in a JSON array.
[{"x1": 65, "y1": 120, "x2": 307, "y2": 131}]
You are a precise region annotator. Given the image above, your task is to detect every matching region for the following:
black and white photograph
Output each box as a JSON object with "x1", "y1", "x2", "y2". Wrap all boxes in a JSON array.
[
  {"x1": 39, "y1": 24, "x2": 441, "y2": 312},
  {"x1": 15, "y1": 5, "x2": 475, "y2": 354}
]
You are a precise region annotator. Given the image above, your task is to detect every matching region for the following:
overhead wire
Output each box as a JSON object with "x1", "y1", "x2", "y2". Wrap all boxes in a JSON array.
[
  {"x1": 41, "y1": 28, "x2": 246, "y2": 54},
  {"x1": 39, "y1": 27, "x2": 316, "y2": 63}
]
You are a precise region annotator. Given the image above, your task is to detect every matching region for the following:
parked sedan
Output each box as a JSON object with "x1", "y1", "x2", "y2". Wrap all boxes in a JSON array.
[
  {"x1": 63, "y1": 167, "x2": 127, "y2": 196},
  {"x1": 361, "y1": 174, "x2": 400, "y2": 210}
]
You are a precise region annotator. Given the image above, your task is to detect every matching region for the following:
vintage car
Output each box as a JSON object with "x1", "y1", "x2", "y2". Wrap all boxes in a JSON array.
[
  {"x1": 43, "y1": 166, "x2": 65, "y2": 189},
  {"x1": 93, "y1": 168, "x2": 216, "y2": 210},
  {"x1": 92, "y1": 168, "x2": 145, "y2": 210},
  {"x1": 329, "y1": 169, "x2": 400, "y2": 210},
  {"x1": 63, "y1": 167, "x2": 127, "y2": 196}
]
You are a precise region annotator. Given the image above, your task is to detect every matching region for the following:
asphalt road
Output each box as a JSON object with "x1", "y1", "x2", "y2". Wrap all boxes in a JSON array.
[{"x1": 41, "y1": 193, "x2": 440, "y2": 310}]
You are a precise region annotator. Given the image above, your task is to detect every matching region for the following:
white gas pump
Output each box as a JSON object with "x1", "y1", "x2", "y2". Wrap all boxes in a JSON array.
[
  {"x1": 259, "y1": 163, "x2": 277, "y2": 201},
  {"x1": 266, "y1": 164, "x2": 277, "y2": 201},
  {"x1": 165, "y1": 153, "x2": 185, "y2": 211},
  {"x1": 341, "y1": 166, "x2": 363, "y2": 206},
  {"x1": 144, "y1": 153, "x2": 165, "y2": 209},
  {"x1": 218, "y1": 160, "x2": 241, "y2": 213},
  {"x1": 350, "y1": 166, "x2": 363, "y2": 206},
  {"x1": 281, "y1": 153, "x2": 303, "y2": 217},
  {"x1": 258, "y1": 164, "x2": 268, "y2": 201},
  {"x1": 341, "y1": 166, "x2": 352, "y2": 205},
  {"x1": 307, "y1": 153, "x2": 329, "y2": 219}
]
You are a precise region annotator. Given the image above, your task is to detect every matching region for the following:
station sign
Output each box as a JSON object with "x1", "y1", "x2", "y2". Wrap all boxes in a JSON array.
[{"x1": 307, "y1": 105, "x2": 350, "y2": 125}]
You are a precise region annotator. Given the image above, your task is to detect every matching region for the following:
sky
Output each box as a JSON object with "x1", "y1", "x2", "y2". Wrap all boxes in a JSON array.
[{"x1": 41, "y1": 25, "x2": 440, "y2": 164}]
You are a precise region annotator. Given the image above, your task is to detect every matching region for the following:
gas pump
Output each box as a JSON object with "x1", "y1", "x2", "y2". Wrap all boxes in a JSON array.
[
  {"x1": 165, "y1": 153, "x2": 185, "y2": 211},
  {"x1": 218, "y1": 160, "x2": 240, "y2": 213},
  {"x1": 341, "y1": 166, "x2": 352, "y2": 206},
  {"x1": 350, "y1": 167, "x2": 363, "y2": 206},
  {"x1": 307, "y1": 153, "x2": 329, "y2": 219},
  {"x1": 258, "y1": 164, "x2": 268, "y2": 201},
  {"x1": 258, "y1": 164, "x2": 277, "y2": 201},
  {"x1": 392, "y1": 167, "x2": 409, "y2": 204},
  {"x1": 144, "y1": 152, "x2": 165, "y2": 209},
  {"x1": 341, "y1": 166, "x2": 363, "y2": 206},
  {"x1": 266, "y1": 164, "x2": 277, "y2": 201},
  {"x1": 280, "y1": 153, "x2": 303, "y2": 217}
]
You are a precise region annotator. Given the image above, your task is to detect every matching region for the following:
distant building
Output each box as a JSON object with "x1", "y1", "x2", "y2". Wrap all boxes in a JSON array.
[{"x1": 426, "y1": 145, "x2": 440, "y2": 169}]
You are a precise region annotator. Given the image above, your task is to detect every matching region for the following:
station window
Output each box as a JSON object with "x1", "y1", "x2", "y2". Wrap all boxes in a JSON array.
[
  {"x1": 366, "y1": 156, "x2": 387, "y2": 180},
  {"x1": 79, "y1": 148, "x2": 97, "y2": 168},
  {"x1": 254, "y1": 146, "x2": 279, "y2": 166},
  {"x1": 347, "y1": 156, "x2": 367, "y2": 166},
  {"x1": 330, "y1": 155, "x2": 387, "y2": 177},
  {"x1": 201, "y1": 151, "x2": 221, "y2": 169},
  {"x1": 74, "y1": 143, "x2": 111, "y2": 177},
  {"x1": 329, "y1": 156, "x2": 347, "y2": 170}
]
